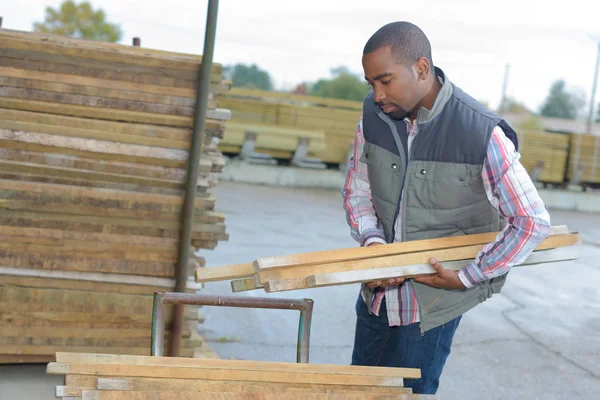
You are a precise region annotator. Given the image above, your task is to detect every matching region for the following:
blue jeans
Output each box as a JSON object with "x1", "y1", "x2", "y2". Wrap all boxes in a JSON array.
[{"x1": 351, "y1": 294, "x2": 461, "y2": 394}]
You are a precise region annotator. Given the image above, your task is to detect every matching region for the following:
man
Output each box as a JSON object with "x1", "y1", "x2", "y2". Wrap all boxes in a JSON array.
[{"x1": 342, "y1": 21, "x2": 551, "y2": 394}]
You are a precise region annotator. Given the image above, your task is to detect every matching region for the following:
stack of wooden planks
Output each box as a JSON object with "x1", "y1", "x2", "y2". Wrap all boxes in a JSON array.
[
  {"x1": 217, "y1": 87, "x2": 360, "y2": 164},
  {"x1": 0, "y1": 28, "x2": 230, "y2": 361},
  {"x1": 568, "y1": 132, "x2": 600, "y2": 185},
  {"x1": 195, "y1": 226, "x2": 580, "y2": 293},
  {"x1": 517, "y1": 130, "x2": 570, "y2": 184},
  {"x1": 47, "y1": 352, "x2": 439, "y2": 399}
]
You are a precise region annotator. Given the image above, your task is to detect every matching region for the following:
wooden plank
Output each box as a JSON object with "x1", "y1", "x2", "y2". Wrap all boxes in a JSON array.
[
  {"x1": 0, "y1": 97, "x2": 193, "y2": 128},
  {"x1": 0, "y1": 267, "x2": 203, "y2": 290},
  {"x1": 304, "y1": 246, "x2": 580, "y2": 290},
  {"x1": 255, "y1": 226, "x2": 570, "y2": 272},
  {"x1": 258, "y1": 232, "x2": 580, "y2": 284},
  {"x1": 0, "y1": 354, "x2": 54, "y2": 364},
  {"x1": 195, "y1": 263, "x2": 254, "y2": 283},
  {"x1": 0, "y1": 119, "x2": 191, "y2": 150},
  {"x1": 0, "y1": 180, "x2": 213, "y2": 209},
  {"x1": 0, "y1": 148, "x2": 192, "y2": 180},
  {"x1": 0, "y1": 59, "x2": 222, "y2": 94},
  {"x1": 0, "y1": 34, "x2": 215, "y2": 71},
  {"x1": 54, "y1": 353, "x2": 420, "y2": 379},
  {"x1": 0, "y1": 327, "x2": 190, "y2": 340},
  {"x1": 230, "y1": 277, "x2": 262, "y2": 292},
  {"x1": 0, "y1": 129, "x2": 190, "y2": 164},
  {"x1": 0, "y1": 252, "x2": 185, "y2": 277},
  {"x1": 81, "y1": 391, "x2": 436, "y2": 400},
  {"x1": 0, "y1": 336, "x2": 202, "y2": 349},
  {"x1": 0, "y1": 74, "x2": 230, "y2": 107},
  {"x1": 0, "y1": 346, "x2": 194, "y2": 357},
  {"x1": 0, "y1": 308, "x2": 198, "y2": 329},
  {"x1": 65, "y1": 375, "x2": 98, "y2": 387},
  {"x1": 0, "y1": 108, "x2": 227, "y2": 141},
  {"x1": 96, "y1": 377, "x2": 411, "y2": 394},
  {"x1": 57, "y1": 386, "x2": 95, "y2": 397},
  {"x1": 0, "y1": 85, "x2": 214, "y2": 115},
  {"x1": 47, "y1": 363, "x2": 406, "y2": 388}
]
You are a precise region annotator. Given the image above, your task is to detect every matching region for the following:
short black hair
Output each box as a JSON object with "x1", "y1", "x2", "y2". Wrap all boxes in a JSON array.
[{"x1": 363, "y1": 21, "x2": 433, "y2": 68}]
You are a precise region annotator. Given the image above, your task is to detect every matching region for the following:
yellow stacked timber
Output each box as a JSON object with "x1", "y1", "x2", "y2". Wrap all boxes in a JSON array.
[
  {"x1": 47, "y1": 352, "x2": 440, "y2": 400},
  {"x1": 567, "y1": 132, "x2": 600, "y2": 184},
  {"x1": 0, "y1": 28, "x2": 230, "y2": 361},
  {"x1": 217, "y1": 87, "x2": 361, "y2": 164},
  {"x1": 195, "y1": 226, "x2": 580, "y2": 293},
  {"x1": 517, "y1": 130, "x2": 569, "y2": 184}
]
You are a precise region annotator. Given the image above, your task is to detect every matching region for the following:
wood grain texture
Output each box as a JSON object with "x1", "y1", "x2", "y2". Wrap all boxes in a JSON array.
[{"x1": 81, "y1": 391, "x2": 437, "y2": 400}]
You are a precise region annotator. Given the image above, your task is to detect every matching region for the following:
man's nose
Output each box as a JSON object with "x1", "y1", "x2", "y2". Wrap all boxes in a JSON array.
[{"x1": 373, "y1": 86, "x2": 386, "y2": 104}]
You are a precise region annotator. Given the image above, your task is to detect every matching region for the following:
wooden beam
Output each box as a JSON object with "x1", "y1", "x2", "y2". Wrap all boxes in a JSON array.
[
  {"x1": 230, "y1": 277, "x2": 262, "y2": 292},
  {"x1": 255, "y1": 226, "x2": 569, "y2": 272},
  {"x1": 302, "y1": 246, "x2": 580, "y2": 290},
  {"x1": 96, "y1": 377, "x2": 411, "y2": 394},
  {"x1": 258, "y1": 233, "x2": 580, "y2": 284},
  {"x1": 80, "y1": 391, "x2": 435, "y2": 400},
  {"x1": 0, "y1": 345, "x2": 194, "y2": 357},
  {"x1": 195, "y1": 263, "x2": 254, "y2": 283},
  {"x1": 54, "y1": 352, "x2": 420, "y2": 379}
]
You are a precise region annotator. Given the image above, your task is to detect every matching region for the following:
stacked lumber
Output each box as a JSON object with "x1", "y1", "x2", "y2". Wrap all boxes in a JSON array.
[
  {"x1": 218, "y1": 87, "x2": 361, "y2": 163},
  {"x1": 517, "y1": 130, "x2": 569, "y2": 184},
  {"x1": 567, "y1": 132, "x2": 600, "y2": 184},
  {"x1": 195, "y1": 226, "x2": 580, "y2": 293},
  {"x1": 0, "y1": 28, "x2": 230, "y2": 361},
  {"x1": 47, "y1": 352, "x2": 439, "y2": 400}
]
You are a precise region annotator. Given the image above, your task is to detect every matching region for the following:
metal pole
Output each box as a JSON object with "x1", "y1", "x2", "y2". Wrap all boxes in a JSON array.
[
  {"x1": 586, "y1": 42, "x2": 600, "y2": 134},
  {"x1": 171, "y1": 0, "x2": 220, "y2": 357},
  {"x1": 499, "y1": 63, "x2": 510, "y2": 114},
  {"x1": 154, "y1": 292, "x2": 314, "y2": 362},
  {"x1": 151, "y1": 292, "x2": 166, "y2": 356}
]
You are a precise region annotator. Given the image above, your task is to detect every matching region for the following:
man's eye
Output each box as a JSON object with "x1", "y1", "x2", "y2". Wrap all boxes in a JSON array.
[{"x1": 381, "y1": 80, "x2": 391, "y2": 85}]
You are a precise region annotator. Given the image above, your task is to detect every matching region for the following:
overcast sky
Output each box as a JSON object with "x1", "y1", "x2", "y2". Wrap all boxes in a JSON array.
[{"x1": 5, "y1": 0, "x2": 600, "y2": 114}]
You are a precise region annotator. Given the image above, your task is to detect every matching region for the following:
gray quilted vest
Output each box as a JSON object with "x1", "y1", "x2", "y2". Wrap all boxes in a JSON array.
[{"x1": 361, "y1": 67, "x2": 519, "y2": 332}]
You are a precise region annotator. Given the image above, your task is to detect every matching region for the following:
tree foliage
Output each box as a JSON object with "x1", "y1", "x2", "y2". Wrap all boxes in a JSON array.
[
  {"x1": 310, "y1": 67, "x2": 369, "y2": 102},
  {"x1": 224, "y1": 64, "x2": 273, "y2": 91},
  {"x1": 33, "y1": 0, "x2": 122, "y2": 42},
  {"x1": 540, "y1": 80, "x2": 585, "y2": 120}
]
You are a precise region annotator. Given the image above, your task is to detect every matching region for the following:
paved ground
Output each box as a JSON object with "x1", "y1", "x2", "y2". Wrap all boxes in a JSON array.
[{"x1": 1, "y1": 182, "x2": 599, "y2": 399}]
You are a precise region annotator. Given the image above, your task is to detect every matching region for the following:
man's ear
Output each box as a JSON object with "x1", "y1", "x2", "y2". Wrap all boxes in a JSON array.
[{"x1": 414, "y1": 58, "x2": 430, "y2": 80}]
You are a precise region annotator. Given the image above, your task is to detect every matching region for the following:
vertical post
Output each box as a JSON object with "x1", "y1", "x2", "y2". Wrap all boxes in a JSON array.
[
  {"x1": 499, "y1": 63, "x2": 510, "y2": 114},
  {"x1": 586, "y1": 42, "x2": 600, "y2": 183},
  {"x1": 151, "y1": 292, "x2": 166, "y2": 357},
  {"x1": 586, "y1": 42, "x2": 600, "y2": 135},
  {"x1": 133, "y1": 37, "x2": 141, "y2": 47},
  {"x1": 170, "y1": 0, "x2": 219, "y2": 357},
  {"x1": 0, "y1": 16, "x2": 4, "y2": 27}
]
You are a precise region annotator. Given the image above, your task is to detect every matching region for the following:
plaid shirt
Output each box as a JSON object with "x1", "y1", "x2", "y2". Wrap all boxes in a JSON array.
[{"x1": 342, "y1": 117, "x2": 551, "y2": 326}]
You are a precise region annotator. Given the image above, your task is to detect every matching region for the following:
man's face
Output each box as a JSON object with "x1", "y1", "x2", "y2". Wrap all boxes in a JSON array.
[{"x1": 362, "y1": 46, "x2": 423, "y2": 120}]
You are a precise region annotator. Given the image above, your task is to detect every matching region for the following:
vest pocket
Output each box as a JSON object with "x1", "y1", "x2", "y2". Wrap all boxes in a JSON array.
[{"x1": 410, "y1": 161, "x2": 485, "y2": 210}]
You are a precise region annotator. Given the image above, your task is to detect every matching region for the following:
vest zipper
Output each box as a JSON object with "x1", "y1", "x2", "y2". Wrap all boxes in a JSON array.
[{"x1": 375, "y1": 112, "x2": 407, "y2": 242}]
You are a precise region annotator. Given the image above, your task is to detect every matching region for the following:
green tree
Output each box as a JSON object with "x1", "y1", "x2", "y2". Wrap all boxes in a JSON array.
[
  {"x1": 310, "y1": 67, "x2": 369, "y2": 102},
  {"x1": 540, "y1": 80, "x2": 585, "y2": 120},
  {"x1": 224, "y1": 64, "x2": 273, "y2": 91},
  {"x1": 33, "y1": 0, "x2": 122, "y2": 42}
]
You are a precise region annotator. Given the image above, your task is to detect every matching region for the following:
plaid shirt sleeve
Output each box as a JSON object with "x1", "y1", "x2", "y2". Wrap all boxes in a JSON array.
[
  {"x1": 458, "y1": 126, "x2": 552, "y2": 288},
  {"x1": 342, "y1": 117, "x2": 387, "y2": 246}
]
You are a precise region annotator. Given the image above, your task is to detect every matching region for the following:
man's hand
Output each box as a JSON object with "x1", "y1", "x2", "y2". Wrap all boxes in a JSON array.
[
  {"x1": 365, "y1": 242, "x2": 405, "y2": 288},
  {"x1": 413, "y1": 258, "x2": 466, "y2": 290}
]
